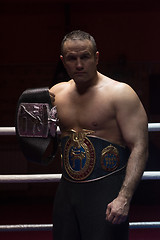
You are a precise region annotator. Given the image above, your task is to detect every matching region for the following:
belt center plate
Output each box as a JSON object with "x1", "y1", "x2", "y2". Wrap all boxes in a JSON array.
[{"x1": 63, "y1": 131, "x2": 96, "y2": 180}]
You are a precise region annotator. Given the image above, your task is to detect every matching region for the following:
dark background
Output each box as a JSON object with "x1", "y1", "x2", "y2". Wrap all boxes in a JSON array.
[{"x1": 0, "y1": 1, "x2": 160, "y2": 236}]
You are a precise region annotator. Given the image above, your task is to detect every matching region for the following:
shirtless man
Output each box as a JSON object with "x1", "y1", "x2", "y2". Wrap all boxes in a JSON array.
[{"x1": 49, "y1": 30, "x2": 148, "y2": 240}]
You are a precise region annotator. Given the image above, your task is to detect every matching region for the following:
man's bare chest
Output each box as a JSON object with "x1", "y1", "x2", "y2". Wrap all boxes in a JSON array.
[{"x1": 55, "y1": 94, "x2": 115, "y2": 131}]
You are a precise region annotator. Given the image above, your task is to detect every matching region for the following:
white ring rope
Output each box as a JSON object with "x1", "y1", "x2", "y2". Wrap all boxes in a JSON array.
[
  {"x1": 142, "y1": 171, "x2": 160, "y2": 180},
  {"x1": 130, "y1": 221, "x2": 160, "y2": 229},
  {"x1": 0, "y1": 126, "x2": 61, "y2": 135},
  {"x1": 0, "y1": 127, "x2": 16, "y2": 135},
  {"x1": 148, "y1": 123, "x2": 160, "y2": 132},
  {"x1": 0, "y1": 171, "x2": 159, "y2": 183},
  {"x1": 0, "y1": 224, "x2": 53, "y2": 232},
  {"x1": 0, "y1": 174, "x2": 62, "y2": 183},
  {"x1": 0, "y1": 222, "x2": 160, "y2": 232},
  {"x1": 0, "y1": 123, "x2": 160, "y2": 135}
]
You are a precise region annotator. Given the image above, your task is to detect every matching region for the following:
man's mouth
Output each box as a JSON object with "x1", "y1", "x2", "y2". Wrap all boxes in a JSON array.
[{"x1": 74, "y1": 72, "x2": 86, "y2": 75}]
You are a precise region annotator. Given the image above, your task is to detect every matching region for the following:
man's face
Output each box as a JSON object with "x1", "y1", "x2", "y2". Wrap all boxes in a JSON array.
[{"x1": 60, "y1": 39, "x2": 99, "y2": 85}]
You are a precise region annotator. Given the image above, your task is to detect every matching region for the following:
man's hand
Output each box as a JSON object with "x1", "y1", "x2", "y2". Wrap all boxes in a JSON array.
[
  {"x1": 106, "y1": 196, "x2": 130, "y2": 224},
  {"x1": 49, "y1": 90, "x2": 56, "y2": 105}
]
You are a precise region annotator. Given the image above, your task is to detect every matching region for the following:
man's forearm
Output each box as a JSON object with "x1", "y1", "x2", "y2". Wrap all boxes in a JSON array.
[{"x1": 118, "y1": 146, "x2": 148, "y2": 203}]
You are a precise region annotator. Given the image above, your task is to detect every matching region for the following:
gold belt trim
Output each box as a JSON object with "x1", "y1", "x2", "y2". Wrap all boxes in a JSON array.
[{"x1": 63, "y1": 129, "x2": 96, "y2": 181}]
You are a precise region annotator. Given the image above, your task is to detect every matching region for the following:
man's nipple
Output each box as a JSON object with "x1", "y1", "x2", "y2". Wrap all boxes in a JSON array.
[{"x1": 92, "y1": 122, "x2": 98, "y2": 127}]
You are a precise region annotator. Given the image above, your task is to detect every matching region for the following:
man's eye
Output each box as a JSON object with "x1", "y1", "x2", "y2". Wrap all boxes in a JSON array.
[
  {"x1": 66, "y1": 56, "x2": 76, "y2": 61},
  {"x1": 81, "y1": 55, "x2": 90, "y2": 59}
]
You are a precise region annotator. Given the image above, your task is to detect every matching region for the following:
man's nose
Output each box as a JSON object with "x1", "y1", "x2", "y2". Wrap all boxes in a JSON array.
[{"x1": 76, "y1": 58, "x2": 83, "y2": 69}]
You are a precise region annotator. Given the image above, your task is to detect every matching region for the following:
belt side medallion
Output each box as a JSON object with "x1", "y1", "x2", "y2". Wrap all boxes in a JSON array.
[
  {"x1": 101, "y1": 144, "x2": 119, "y2": 172},
  {"x1": 63, "y1": 130, "x2": 96, "y2": 180}
]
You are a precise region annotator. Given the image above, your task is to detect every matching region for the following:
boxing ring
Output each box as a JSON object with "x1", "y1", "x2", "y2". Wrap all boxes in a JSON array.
[{"x1": 0, "y1": 124, "x2": 160, "y2": 235}]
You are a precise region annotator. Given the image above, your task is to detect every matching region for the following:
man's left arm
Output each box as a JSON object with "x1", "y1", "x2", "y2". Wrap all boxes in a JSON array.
[{"x1": 106, "y1": 84, "x2": 148, "y2": 224}]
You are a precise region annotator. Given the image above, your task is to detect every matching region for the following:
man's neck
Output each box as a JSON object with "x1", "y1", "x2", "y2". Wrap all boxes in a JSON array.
[{"x1": 75, "y1": 72, "x2": 99, "y2": 94}]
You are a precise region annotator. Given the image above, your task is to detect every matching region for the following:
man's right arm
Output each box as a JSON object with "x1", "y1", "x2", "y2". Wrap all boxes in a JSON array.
[{"x1": 106, "y1": 83, "x2": 148, "y2": 224}]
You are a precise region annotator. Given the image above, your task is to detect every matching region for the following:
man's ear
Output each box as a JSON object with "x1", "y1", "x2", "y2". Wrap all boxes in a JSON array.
[
  {"x1": 60, "y1": 55, "x2": 64, "y2": 63},
  {"x1": 95, "y1": 51, "x2": 99, "y2": 65},
  {"x1": 60, "y1": 55, "x2": 66, "y2": 69}
]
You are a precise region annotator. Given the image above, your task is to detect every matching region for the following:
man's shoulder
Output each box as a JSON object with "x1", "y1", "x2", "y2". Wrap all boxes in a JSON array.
[
  {"x1": 50, "y1": 80, "x2": 72, "y2": 93},
  {"x1": 110, "y1": 80, "x2": 140, "y2": 109},
  {"x1": 100, "y1": 74, "x2": 132, "y2": 92},
  {"x1": 99, "y1": 75, "x2": 138, "y2": 104}
]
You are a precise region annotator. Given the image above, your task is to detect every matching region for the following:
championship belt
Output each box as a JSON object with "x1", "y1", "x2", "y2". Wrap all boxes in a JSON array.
[
  {"x1": 16, "y1": 87, "x2": 58, "y2": 164},
  {"x1": 61, "y1": 130, "x2": 130, "y2": 182}
]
